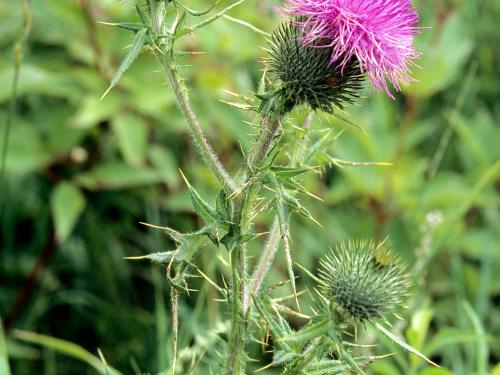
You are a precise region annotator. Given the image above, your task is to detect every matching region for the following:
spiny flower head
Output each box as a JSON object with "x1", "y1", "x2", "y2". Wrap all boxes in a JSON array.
[
  {"x1": 265, "y1": 21, "x2": 364, "y2": 114},
  {"x1": 318, "y1": 239, "x2": 409, "y2": 322},
  {"x1": 282, "y1": 0, "x2": 421, "y2": 98}
]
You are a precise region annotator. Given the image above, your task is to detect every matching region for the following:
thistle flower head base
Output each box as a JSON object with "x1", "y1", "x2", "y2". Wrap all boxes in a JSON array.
[{"x1": 264, "y1": 21, "x2": 364, "y2": 115}]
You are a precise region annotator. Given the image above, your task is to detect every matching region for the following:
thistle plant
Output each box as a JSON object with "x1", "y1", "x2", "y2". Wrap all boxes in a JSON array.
[{"x1": 102, "y1": 0, "x2": 435, "y2": 374}]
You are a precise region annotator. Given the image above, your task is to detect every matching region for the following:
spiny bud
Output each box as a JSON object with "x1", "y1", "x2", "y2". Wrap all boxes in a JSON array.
[
  {"x1": 265, "y1": 21, "x2": 364, "y2": 115},
  {"x1": 318, "y1": 239, "x2": 409, "y2": 322}
]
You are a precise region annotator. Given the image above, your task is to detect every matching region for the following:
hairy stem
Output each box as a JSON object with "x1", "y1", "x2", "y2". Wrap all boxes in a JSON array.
[
  {"x1": 247, "y1": 113, "x2": 282, "y2": 171},
  {"x1": 153, "y1": 50, "x2": 237, "y2": 192},
  {"x1": 150, "y1": 5, "x2": 282, "y2": 371},
  {"x1": 225, "y1": 243, "x2": 246, "y2": 375},
  {"x1": 224, "y1": 114, "x2": 282, "y2": 374},
  {"x1": 243, "y1": 112, "x2": 312, "y2": 313},
  {"x1": 245, "y1": 217, "x2": 280, "y2": 311}
]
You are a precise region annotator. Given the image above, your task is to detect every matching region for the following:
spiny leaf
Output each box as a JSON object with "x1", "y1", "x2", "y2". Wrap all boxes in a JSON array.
[
  {"x1": 305, "y1": 360, "x2": 349, "y2": 375},
  {"x1": 171, "y1": 11, "x2": 187, "y2": 38},
  {"x1": 278, "y1": 183, "x2": 322, "y2": 227},
  {"x1": 281, "y1": 318, "x2": 332, "y2": 344},
  {"x1": 139, "y1": 222, "x2": 183, "y2": 243},
  {"x1": 101, "y1": 28, "x2": 148, "y2": 100},
  {"x1": 98, "y1": 21, "x2": 146, "y2": 32},
  {"x1": 173, "y1": 0, "x2": 223, "y2": 16},
  {"x1": 178, "y1": 233, "x2": 206, "y2": 263},
  {"x1": 216, "y1": 189, "x2": 232, "y2": 223},
  {"x1": 271, "y1": 165, "x2": 311, "y2": 178},
  {"x1": 304, "y1": 129, "x2": 344, "y2": 164},
  {"x1": 222, "y1": 15, "x2": 270, "y2": 36},
  {"x1": 253, "y1": 296, "x2": 294, "y2": 344},
  {"x1": 178, "y1": 0, "x2": 246, "y2": 36},
  {"x1": 133, "y1": 222, "x2": 208, "y2": 265},
  {"x1": 135, "y1": 4, "x2": 148, "y2": 25},
  {"x1": 258, "y1": 67, "x2": 268, "y2": 96},
  {"x1": 277, "y1": 174, "x2": 321, "y2": 200},
  {"x1": 374, "y1": 322, "x2": 439, "y2": 367},
  {"x1": 124, "y1": 251, "x2": 175, "y2": 264},
  {"x1": 340, "y1": 349, "x2": 366, "y2": 375},
  {"x1": 180, "y1": 170, "x2": 220, "y2": 224},
  {"x1": 272, "y1": 350, "x2": 299, "y2": 367},
  {"x1": 274, "y1": 192, "x2": 299, "y2": 310}
]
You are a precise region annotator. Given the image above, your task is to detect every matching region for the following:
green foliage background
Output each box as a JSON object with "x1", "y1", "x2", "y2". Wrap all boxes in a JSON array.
[{"x1": 0, "y1": 0, "x2": 499, "y2": 374}]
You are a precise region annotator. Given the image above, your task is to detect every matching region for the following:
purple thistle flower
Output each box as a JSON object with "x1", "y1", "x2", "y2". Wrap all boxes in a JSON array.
[{"x1": 282, "y1": 0, "x2": 421, "y2": 98}]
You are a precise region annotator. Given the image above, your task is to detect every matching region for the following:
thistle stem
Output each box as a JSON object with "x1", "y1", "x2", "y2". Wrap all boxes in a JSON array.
[
  {"x1": 244, "y1": 217, "x2": 280, "y2": 312},
  {"x1": 150, "y1": 3, "x2": 282, "y2": 368},
  {"x1": 224, "y1": 113, "x2": 282, "y2": 374},
  {"x1": 247, "y1": 113, "x2": 281, "y2": 171},
  {"x1": 225, "y1": 244, "x2": 247, "y2": 375},
  {"x1": 153, "y1": 50, "x2": 237, "y2": 192}
]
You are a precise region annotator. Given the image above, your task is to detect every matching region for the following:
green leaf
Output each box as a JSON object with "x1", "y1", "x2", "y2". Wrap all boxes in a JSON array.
[
  {"x1": 0, "y1": 318, "x2": 10, "y2": 375},
  {"x1": 423, "y1": 328, "x2": 490, "y2": 357},
  {"x1": 179, "y1": 0, "x2": 245, "y2": 36},
  {"x1": 304, "y1": 129, "x2": 343, "y2": 164},
  {"x1": 281, "y1": 318, "x2": 332, "y2": 344},
  {"x1": 148, "y1": 145, "x2": 179, "y2": 187},
  {"x1": 125, "y1": 251, "x2": 175, "y2": 264},
  {"x1": 272, "y1": 350, "x2": 298, "y2": 366},
  {"x1": 50, "y1": 182, "x2": 86, "y2": 243},
  {"x1": 371, "y1": 359, "x2": 401, "y2": 375},
  {"x1": 13, "y1": 330, "x2": 121, "y2": 375},
  {"x1": 404, "y1": 13, "x2": 473, "y2": 98},
  {"x1": 253, "y1": 296, "x2": 294, "y2": 339},
  {"x1": 173, "y1": 0, "x2": 223, "y2": 17},
  {"x1": 75, "y1": 161, "x2": 164, "y2": 190},
  {"x1": 99, "y1": 22, "x2": 146, "y2": 31},
  {"x1": 71, "y1": 94, "x2": 122, "y2": 129},
  {"x1": 374, "y1": 322, "x2": 438, "y2": 367},
  {"x1": 271, "y1": 165, "x2": 311, "y2": 178},
  {"x1": 406, "y1": 305, "x2": 433, "y2": 355},
  {"x1": 417, "y1": 368, "x2": 454, "y2": 375},
  {"x1": 462, "y1": 300, "x2": 488, "y2": 375},
  {"x1": 180, "y1": 170, "x2": 220, "y2": 225},
  {"x1": 222, "y1": 14, "x2": 270, "y2": 36},
  {"x1": 341, "y1": 350, "x2": 366, "y2": 375},
  {"x1": 177, "y1": 233, "x2": 206, "y2": 264},
  {"x1": 306, "y1": 360, "x2": 349, "y2": 375},
  {"x1": 0, "y1": 65, "x2": 74, "y2": 102},
  {"x1": 138, "y1": 223, "x2": 207, "y2": 264},
  {"x1": 111, "y1": 113, "x2": 148, "y2": 167},
  {"x1": 101, "y1": 28, "x2": 147, "y2": 99},
  {"x1": 216, "y1": 189, "x2": 232, "y2": 223}
]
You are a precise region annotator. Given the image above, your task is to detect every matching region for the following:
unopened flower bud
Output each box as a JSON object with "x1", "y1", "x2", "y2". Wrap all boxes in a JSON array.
[{"x1": 318, "y1": 239, "x2": 409, "y2": 322}]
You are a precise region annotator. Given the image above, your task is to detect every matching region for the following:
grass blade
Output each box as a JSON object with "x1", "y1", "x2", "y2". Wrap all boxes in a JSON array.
[
  {"x1": 462, "y1": 301, "x2": 488, "y2": 375},
  {"x1": 0, "y1": 317, "x2": 11, "y2": 375},
  {"x1": 13, "y1": 330, "x2": 121, "y2": 375}
]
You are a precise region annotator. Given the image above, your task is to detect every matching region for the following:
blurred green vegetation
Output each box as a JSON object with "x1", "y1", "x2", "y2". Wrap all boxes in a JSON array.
[{"x1": 0, "y1": 0, "x2": 499, "y2": 374}]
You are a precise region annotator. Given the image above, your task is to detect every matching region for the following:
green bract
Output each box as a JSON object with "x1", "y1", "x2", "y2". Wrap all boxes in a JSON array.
[
  {"x1": 318, "y1": 239, "x2": 409, "y2": 322},
  {"x1": 266, "y1": 21, "x2": 364, "y2": 114}
]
